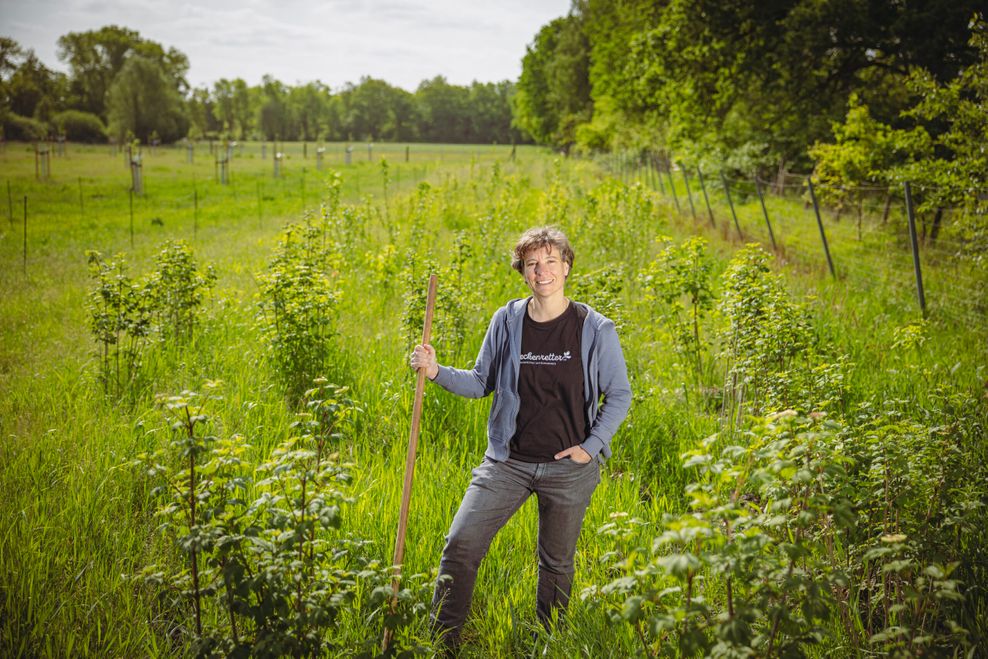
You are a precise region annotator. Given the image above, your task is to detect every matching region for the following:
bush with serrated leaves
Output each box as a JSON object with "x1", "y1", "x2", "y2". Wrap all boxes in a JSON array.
[{"x1": 132, "y1": 380, "x2": 433, "y2": 657}]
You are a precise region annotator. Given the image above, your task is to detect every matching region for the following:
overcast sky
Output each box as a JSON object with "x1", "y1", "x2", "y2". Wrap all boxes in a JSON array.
[{"x1": 1, "y1": 0, "x2": 572, "y2": 91}]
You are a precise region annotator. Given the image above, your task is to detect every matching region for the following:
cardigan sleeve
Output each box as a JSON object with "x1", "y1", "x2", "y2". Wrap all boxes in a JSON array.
[
  {"x1": 580, "y1": 319, "x2": 632, "y2": 459},
  {"x1": 431, "y1": 308, "x2": 502, "y2": 399}
]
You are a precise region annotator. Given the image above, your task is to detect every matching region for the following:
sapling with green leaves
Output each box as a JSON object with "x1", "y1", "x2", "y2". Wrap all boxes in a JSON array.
[
  {"x1": 256, "y1": 223, "x2": 341, "y2": 401},
  {"x1": 638, "y1": 235, "x2": 714, "y2": 384},
  {"x1": 718, "y1": 244, "x2": 812, "y2": 420},
  {"x1": 400, "y1": 230, "x2": 479, "y2": 365},
  {"x1": 85, "y1": 250, "x2": 154, "y2": 399},
  {"x1": 135, "y1": 381, "x2": 229, "y2": 646},
  {"x1": 578, "y1": 178, "x2": 658, "y2": 268},
  {"x1": 145, "y1": 239, "x2": 216, "y2": 343},
  {"x1": 569, "y1": 264, "x2": 627, "y2": 333},
  {"x1": 132, "y1": 379, "x2": 434, "y2": 656}
]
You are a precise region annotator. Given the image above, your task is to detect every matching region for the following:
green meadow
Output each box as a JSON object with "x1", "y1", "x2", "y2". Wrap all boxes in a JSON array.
[{"x1": 1, "y1": 143, "x2": 985, "y2": 657}]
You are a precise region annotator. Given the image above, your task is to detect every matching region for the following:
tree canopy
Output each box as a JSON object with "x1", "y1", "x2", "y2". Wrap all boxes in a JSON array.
[{"x1": 518, "y1": 0, "x2": 984, "y2": 174}]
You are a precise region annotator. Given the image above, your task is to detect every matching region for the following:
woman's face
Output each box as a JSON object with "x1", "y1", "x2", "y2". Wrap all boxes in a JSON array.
[{"x1": 523, "y1": 244, "x2": 569, "y2": 298}]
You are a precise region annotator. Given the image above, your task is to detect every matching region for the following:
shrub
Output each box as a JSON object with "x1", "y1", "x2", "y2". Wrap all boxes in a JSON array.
[
  {"x1": 145, "y1": 240, "x2": 216, "y2": 343},
  {"x1": 718, "y1": 244, "x2": 811, "y2": 417},
  {"x1": 2, "y1": 113, "x2": 48, "y2": 141},
  {"x1": 132, "y1": 380, "x2": 433, "y2": 656},
  {"x1": 85, "y1": 251, "x2": 154, "y2": 399},
  {"x1": 256, "y1": 222, "x2": 341, "y2": 401},
  {"x1": 638, "y1": 236, "x2": 715, "y2": 381},
  {"x1": 400, "y1": 230, "x2": 480, "y2": 365},
  {"x1": 585, "y1": 413, "x2": 848, "y2": 657},
  {"x1": 86, "y1": 243, "x2": 215, "y2": 399},
  {"x1": 570, "y1": 264, "x2": 627, "y2": 331},
  {"x1": 584, "y1": 408, "x2": 982, "y2": 656},
  {"x1": 52, "y1": 110, "x2": 107, "y2": 143}
]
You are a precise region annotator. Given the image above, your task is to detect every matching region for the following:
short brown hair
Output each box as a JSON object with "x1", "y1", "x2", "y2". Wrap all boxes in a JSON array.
[{"x1": 511, "y1": 226, "x2": 575, "y2": 274}]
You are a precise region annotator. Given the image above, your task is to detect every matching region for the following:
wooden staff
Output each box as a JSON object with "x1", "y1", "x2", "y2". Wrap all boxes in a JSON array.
[{"x1": 383, "y1": 273, "x2": 437, "y2": 651}]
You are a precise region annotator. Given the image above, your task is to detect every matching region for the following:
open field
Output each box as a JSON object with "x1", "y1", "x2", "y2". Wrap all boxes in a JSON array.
[{"x1": 1, "y1": 143, "x2": 986, "y2": 657}]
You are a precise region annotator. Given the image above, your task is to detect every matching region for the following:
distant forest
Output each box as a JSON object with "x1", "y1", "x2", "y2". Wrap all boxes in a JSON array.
[
  {"x1": 0, "y1": 25, "x2": 523, "y2": 145},
  {"x1": 2, "y1": 2, "x2": 986, "y2": 180}
]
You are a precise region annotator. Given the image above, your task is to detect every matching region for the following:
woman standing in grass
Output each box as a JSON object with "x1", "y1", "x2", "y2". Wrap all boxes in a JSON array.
[{"x1": 410, "y1": 226, "x2": 632, "y2": 651}]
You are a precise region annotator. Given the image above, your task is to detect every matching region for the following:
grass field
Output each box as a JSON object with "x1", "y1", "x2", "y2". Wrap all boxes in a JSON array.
[{"x1": 1, "y1": 142, "x2": 986, "y2": 657}]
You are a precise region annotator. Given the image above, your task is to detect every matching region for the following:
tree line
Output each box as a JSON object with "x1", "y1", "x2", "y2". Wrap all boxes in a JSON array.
[
  {"x1": 0, "y1": 25, "x2": 524, "y2": 145},
  {"x1": 514, "y1": 1, "x2": 986, "y2": 180}
]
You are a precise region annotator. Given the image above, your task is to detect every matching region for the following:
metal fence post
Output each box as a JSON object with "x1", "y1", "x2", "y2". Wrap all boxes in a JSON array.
[
  {"x1": 697, "y1": 167, "x2": 715, "y2": 227},
  {"x1": 665, "y1": 161, "x2": 681, "y2": 213},
  {"x1": 653, "y1": 154, "x2": 665, "y2": 194},
  {"x1": 903, "y1": 182, "x2": 927, "y2": 316},
  {"x1": 681, "y1": 164, "x2": 697, "y2": 221},
  {"x1": 807, "y1": 178, "x2": 836, "y2": 278},
  {"x1": 22, "y1": 196, "x2": 27, "y2": 274},
  {"x1": 755, "y1": 179, "x2": 778, "y2": 251},
  {"x1": 721, "y1": 173, "x2": 743, "y2": 239}
]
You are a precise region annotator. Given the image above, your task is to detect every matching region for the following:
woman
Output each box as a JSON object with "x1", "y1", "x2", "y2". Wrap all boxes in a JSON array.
[{"x1": 410, "y1": 226, "x2": 632, "y2": 650}]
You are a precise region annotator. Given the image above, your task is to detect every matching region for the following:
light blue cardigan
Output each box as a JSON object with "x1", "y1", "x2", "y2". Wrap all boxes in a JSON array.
[{"x1": 432, "y1": 298, "x2": 632, "y2": 461}]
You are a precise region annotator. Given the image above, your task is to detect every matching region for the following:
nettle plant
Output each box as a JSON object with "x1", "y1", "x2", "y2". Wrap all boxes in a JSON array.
[
  {"x1": 638, "y1": 236, "x2": 715, "y2": 383},
  {"x1": 584, "y1": 400, "x2": 982, "y2": 656},
  {"x1": 132, "y1": 380, "x2": 432, "y2": 657},
  {"x1": 829, "y1": 393, "x2": 984, "y2": 655},
  {"x1": 256, "y1": 221, "x2": 341, "y2": 401}
]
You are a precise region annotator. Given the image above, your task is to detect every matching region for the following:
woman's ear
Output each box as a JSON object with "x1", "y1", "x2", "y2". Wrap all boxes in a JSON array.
[{"x1": 564, "y1": 262, "x2": 571, "y2": 278}]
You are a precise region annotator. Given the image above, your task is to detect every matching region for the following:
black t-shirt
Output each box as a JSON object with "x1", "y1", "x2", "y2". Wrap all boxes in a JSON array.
[{"x1": 509, "y1": 301, "x2": 588, "y2": 462}]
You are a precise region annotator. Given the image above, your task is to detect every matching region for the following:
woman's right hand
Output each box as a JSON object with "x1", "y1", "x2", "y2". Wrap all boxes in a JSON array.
[{"x1": 410, "y1": 344, "x2": 439, "y2": 380}]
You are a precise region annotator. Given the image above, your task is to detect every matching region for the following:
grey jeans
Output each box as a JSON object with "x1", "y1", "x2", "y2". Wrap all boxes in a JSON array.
[{"x1": 431, "y1": 455, "x2": 601, "y2": 646}]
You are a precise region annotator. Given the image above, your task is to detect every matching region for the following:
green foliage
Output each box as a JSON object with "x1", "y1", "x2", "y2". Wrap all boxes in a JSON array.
[
  {"x1": 808, "y1": 19, "x2": 988, "y2": 262},
  {"x1": 7, "y1": 27, "x2": 522, "y2": 145},
  {"x1": 85, "y1": 251, "x2": 154, "y2": 398},
  {"x1": 808, "y1": 95, "x2": 931, "y2": 215},
  {"x1": 569, "y1": 265, "x2": 626, "y2": 332},
  {"x1": 256, "y1": 221, "x2": 341, "y2": 402},
  {"x1": 86, "y1": 243, "x2": 215, "y2": 398},
  {"x1": 586, "y1": 413, "x2": 848, "y2": 656},
  {"x1": 585, "y1": 405, "x2": 984, "y2": 656},
  {"x1": 578, "y1": 178, "x2": 658, "y2": 267},
  {"x1": 107, "y1": 54, "x2": 189, "y2": 144},
  {"x1": 400, "y1": 225, "x2": 479, "y2": 364},
  {"x1": 132, "y1": 380, "x2": 433, "y2": 656},
  {"x1": 56, "y1": 25, "x2": 189, "y2": 119},
  {"x1": 718, "y1": 245, "x2": 812, "y2": 416},
  {"x1": 146, "y1": 240, "x2": 216, "y2": 343},
  {"x1": 52, "y1": 109, "x2": 106, "y2": 142},
  {"x1": 2, "y1": 112, "x2": 48, "y2": 141},
  {"x1": 638, "y1": 236, "x2": 714, "y2": 380},
  {"x1": 835, "y1": 396, "x2": 985, "y2": 653},
  {"x1": 524, "y1": 1, "x2": 983, "y2": 170},
  {"x1": 514, "y1": 13, "x2": 592, "y2": 148}
]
